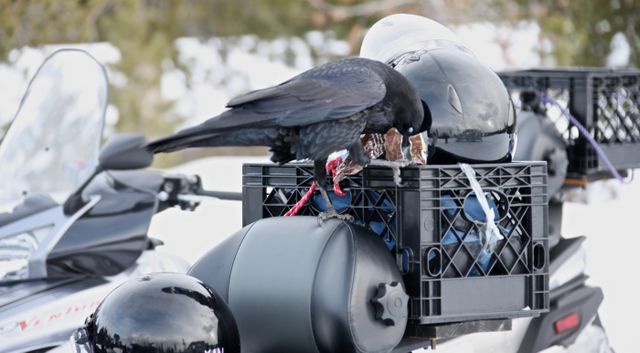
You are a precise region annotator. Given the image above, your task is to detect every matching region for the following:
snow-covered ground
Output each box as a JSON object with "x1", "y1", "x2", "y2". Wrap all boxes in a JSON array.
[
  {"x1": 149, "y1": 156, "x2": 635, "y2": 353},
  {"x1": 563, "y1": 182, "x2": 637, "y2": 353}
]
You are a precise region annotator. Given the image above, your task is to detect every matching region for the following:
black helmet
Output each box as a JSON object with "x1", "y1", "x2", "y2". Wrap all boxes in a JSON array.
[
  {"x1": 361, "y1": 14, "x2": 516, "y2": 164},
  {"x1": 71, "y1": 273, "x2": 240, "y2": 353},
  {"x1": 395, "y1": 48, "x2": 516, "y2": 163}
]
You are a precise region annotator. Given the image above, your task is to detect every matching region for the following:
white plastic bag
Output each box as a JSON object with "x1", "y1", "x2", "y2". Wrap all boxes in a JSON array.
[{"x1": 459, "y1": 163, "x2": 504, "y2": 253}]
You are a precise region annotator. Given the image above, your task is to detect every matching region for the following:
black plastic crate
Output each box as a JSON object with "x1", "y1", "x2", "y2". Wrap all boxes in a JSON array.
[
  {"x1": 243, "y1": 162, "x2": 549, "y2": 324},
  {"x1": 499, "y1": 68, "x2": 640, "y2": 179}
]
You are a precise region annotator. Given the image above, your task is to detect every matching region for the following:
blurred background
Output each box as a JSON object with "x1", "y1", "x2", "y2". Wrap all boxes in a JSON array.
[
  {"x1": 0, "y1": 0, "x2": 638, "y2": 167},
  {"x1": 0, "y1": 2, "x2": 638, "y2": 351}
]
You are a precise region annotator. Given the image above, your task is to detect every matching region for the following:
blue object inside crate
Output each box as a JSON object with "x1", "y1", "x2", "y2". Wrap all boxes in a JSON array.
[
  {"x1": 312, "y1": 190, "x2": 398, "y2": 251},
  {"x1": 438, "y1": 194, "x2": 515, "y2": 276},
  {"x1": 312, "y1": 190, "x2": 519, "y2": 277}
]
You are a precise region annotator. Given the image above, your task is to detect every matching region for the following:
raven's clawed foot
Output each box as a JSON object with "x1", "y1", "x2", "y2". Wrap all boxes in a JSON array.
[
  {"x1": 367, "y1": 159, "x2": 414, "y2": 186},
  {"x1": 317, "y1": 184, "x2": 354, "y2": 223},
  {"x1": 318, "y1": 209, "x2": 354, "y2": 222}
]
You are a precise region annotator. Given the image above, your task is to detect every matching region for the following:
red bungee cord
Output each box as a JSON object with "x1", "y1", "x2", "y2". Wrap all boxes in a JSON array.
[{"x1": 284, "y1": 157, "x2": 346, "y2": 216}]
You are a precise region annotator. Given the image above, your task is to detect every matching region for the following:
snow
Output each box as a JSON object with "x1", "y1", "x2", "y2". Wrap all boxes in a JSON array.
[
  {"x1": 607, "y1": 32, "x2": 632, "y2": 67},
  {"x1": 563, "y1": 181, "x2": 637, "y2": 352}
]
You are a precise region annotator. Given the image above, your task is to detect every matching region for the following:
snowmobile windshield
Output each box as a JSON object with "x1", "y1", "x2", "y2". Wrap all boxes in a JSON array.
[{"x1": 0, "y1": 49, "x2": 107, "y2": 211}]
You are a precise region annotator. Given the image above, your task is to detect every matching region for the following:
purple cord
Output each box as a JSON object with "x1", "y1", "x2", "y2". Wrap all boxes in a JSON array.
[{"x1": 541, "y1": 94, "x2": 627, "y2": 184}]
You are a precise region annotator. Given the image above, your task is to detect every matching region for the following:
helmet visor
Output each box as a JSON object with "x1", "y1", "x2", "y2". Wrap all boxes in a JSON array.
[
  {"x1": 433, "y1": 132, "x2": 515, "y2": 163},
  {"x1": 70, "y1": 328, "x2": 95, "y2": 353}
]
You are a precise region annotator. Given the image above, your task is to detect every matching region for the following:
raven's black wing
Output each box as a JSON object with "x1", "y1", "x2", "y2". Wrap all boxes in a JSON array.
[
  {"x1": 221, "y1": 62, "x2": 386, "y2": 128},
  {"x1": 148, "y1": 58, "x2": 387, "y2": 153}
]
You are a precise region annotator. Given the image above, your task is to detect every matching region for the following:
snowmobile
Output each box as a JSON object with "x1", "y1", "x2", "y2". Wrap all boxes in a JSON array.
[{"x1": 0, "y1": 49, "x2": 239, "y2": 353}]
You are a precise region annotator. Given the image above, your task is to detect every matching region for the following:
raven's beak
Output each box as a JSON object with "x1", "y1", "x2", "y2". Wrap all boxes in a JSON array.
[{"x1": 401, "y1": 134, "x2": 411, "y2": 160}]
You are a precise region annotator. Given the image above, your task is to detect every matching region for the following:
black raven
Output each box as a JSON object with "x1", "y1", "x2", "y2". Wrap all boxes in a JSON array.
[{"x1": 147, "y1": 57, "x2": 424, "y2": 218}]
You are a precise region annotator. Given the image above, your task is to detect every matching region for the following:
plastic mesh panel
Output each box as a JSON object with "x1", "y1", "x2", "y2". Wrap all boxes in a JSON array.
[{"x1": 500, "y1": 68, "x2": 640, "y2": 177}]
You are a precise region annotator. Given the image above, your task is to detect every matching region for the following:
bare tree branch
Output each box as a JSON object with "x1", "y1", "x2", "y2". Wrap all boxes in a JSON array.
[
  {"x1": 626, "y1": 20, "x2": 640, "y2": 66},
  {"x1": 87, "y1": 0, "x2": 114, "y2": 41}
]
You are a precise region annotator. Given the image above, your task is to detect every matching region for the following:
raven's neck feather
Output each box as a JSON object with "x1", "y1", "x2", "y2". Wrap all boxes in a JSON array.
[{"x1": 363, "y1": 105, "x2": 393, "y2": 133}]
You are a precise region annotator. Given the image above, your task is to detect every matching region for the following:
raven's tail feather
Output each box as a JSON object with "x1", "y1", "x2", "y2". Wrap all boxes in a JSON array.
[
  {"x1": 146, "y1": 132, "x2": 219, "y2": 153},
  {"x1": 146, "y1": 107, "x2": 279, "y2": 154},
  {"x1": 146, "y1": 125, "x2": 280, "y2": 154}
]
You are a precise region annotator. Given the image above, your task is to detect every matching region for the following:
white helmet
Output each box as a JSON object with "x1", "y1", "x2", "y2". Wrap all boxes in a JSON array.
[
  {"x1": 360, "y1": 14, "x2": 516, "y2": 164},
  {"x1": 360, "y1": 13, "x2": 472, "y2": 64}
]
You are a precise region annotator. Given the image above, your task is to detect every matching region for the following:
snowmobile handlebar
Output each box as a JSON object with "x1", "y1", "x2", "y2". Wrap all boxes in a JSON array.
[
  {"x1": 193, "y1": 189, "x2": 243, "y2": 201},
  {"x1": 181, "y1": 173, "x2": 242, "y2": 201},
  {"x1": 157, "y1": 173, "x2": 242, "y2": 211}
]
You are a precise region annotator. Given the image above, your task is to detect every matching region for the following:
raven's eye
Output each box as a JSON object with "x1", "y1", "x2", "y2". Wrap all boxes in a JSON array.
[{"x1": 407, "y1": 127, "x2": 414, "y2": 134}]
